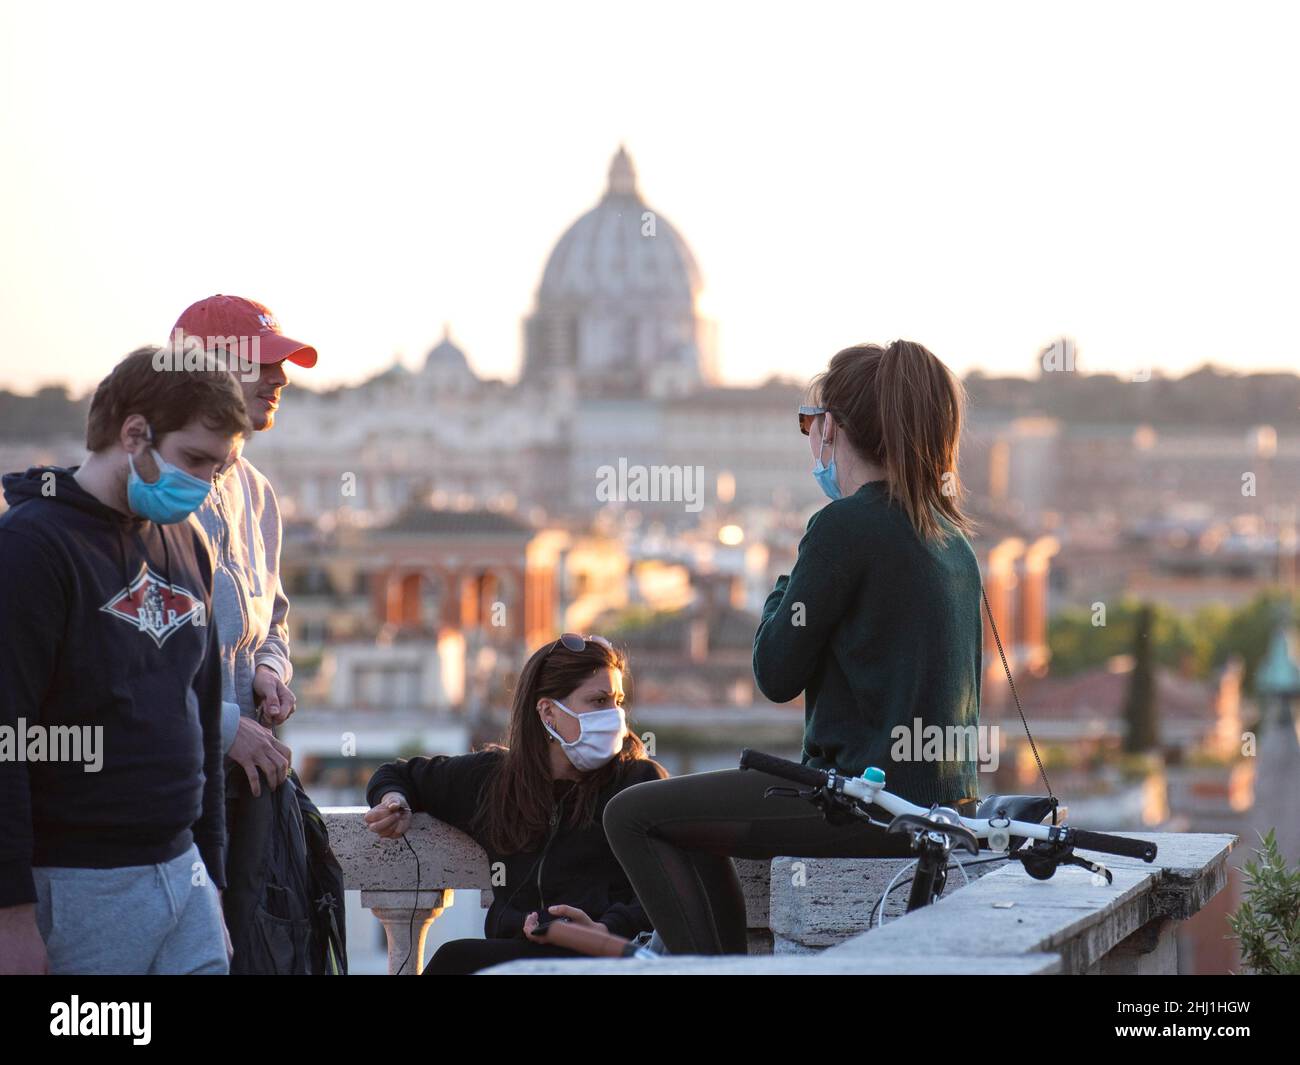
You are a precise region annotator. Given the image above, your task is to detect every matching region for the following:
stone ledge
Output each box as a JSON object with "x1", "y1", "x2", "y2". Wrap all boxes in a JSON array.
[
  {"x1": 479, "y1": 952, "x2": 1062, "y2": 975},
  {"x1": 768, "y1": 854, "x2": 1006, "y2": 951},
  {"x1": 323, "y1": 808, "x2": 1235, "y2": 976},
  {"x1": 327, "y1": 808, "x2": 492, "y2": 892}
]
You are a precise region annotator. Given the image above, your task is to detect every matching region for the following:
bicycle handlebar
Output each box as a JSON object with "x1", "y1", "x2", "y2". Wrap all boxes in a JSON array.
[
  {"x1": 740, "y1": 748, "x2": 828, "y2": 789},
  {"x1": 739, "y1": 748, "x2": 1158, "y2": 863},
  {"x1": 1066, "y1": 828, "x2": 1158, "y2": 861}
]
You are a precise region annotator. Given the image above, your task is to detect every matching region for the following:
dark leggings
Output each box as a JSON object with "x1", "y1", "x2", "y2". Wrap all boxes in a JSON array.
[
  {"x1": 423, "y1": 936, "x2": 584, "y2": 975},
  {"x1": 602, "y1": 768, "x2": 935, "y2": 955}
]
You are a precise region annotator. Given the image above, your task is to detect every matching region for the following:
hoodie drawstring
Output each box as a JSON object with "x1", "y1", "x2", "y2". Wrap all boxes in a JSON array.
[
  {"x1": 116, "y1": 524, "x2": 131, "y2": 593},
  {"x1": 119, "y1": 520, "x2": 172, "y2": 592},
  {"x1": 160, "y1": 525, "x2": 173, "y2": 588}
]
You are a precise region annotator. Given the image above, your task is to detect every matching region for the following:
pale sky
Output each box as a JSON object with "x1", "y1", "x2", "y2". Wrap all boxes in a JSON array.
[{"x1": 1, "y1": 0, "x2": 1296, "y2": 396}]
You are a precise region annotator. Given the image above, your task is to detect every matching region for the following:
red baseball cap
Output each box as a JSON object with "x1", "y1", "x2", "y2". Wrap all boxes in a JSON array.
[{"x1": 173, "y1": 294, "x2": 318, "y2": 368}]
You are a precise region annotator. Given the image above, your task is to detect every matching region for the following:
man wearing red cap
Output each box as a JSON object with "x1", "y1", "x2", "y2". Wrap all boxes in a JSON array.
[{"x1": 171, "y1": 295, "x2": 315, "y2": 818}]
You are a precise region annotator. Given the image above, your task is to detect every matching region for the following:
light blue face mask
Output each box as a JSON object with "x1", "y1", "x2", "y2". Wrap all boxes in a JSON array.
[
  {"x1": 812, "y1": 420, "x2": 842, "y2": 501},
  {"x1": 126, "y1": 429, "x2": 213, "y2": 523}
]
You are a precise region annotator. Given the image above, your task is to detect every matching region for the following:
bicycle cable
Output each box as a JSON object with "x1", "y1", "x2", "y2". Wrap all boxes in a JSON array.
[
  {"x1": 981, "y1": 582, "x2": 1057, "y2": 814},
  {"x1": 871, "y1": 853, "x2": 1012, "y2": 927}
]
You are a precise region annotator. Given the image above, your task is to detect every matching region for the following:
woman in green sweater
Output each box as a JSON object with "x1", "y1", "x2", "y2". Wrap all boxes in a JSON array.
[{"x1": 603, "y1": 339, "x2": 984, "y2": 955}]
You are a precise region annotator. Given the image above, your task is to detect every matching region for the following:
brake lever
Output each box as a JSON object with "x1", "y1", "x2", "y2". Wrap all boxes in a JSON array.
[
  {"x1": 763, "y1": 785, "x2": 815, "y2": 801},
  {"x1": 1066, "y1": 852, "x2": 1113, "y2": 884},
  {"x1": 763, "y1": 784, "x2": 872, "y2": 828},
  {"x1": 1008, "y1": 840, "x2": 1113, "y2": 884}
]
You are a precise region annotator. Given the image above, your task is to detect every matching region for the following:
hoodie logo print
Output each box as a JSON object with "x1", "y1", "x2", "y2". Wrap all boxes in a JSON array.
[{"x1": 99, "y1": 564, "x2": 204, "y2": 648}]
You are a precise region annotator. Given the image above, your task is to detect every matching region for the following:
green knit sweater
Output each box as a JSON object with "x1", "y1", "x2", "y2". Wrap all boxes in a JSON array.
[{"x1": 753, "y1": 480, "x2": 983, "y2": 807}]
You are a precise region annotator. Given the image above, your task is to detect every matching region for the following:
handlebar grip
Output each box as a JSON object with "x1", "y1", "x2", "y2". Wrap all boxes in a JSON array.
[
  {"x1": 739, "y1": 749, "x2": 829, "y2": 789},
  {"x1": 1070, "y1": 829, "x2": 1158, "y2": 862}
]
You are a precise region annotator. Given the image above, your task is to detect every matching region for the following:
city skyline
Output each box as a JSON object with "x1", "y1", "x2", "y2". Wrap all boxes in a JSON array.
[
  {"x1": 2, "y1": 2, "x2": 1298, "y2": 396},
  {"x1": 1, "y1": 0, "x2": 1293, "y2": 987}
]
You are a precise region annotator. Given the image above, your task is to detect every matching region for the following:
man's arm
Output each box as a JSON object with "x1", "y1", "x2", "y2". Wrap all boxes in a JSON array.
[
  {"x1": 192, "y1": 618, "x2": 227, "y2": 891},
  {"x1": 219, "y1": 700, "x2": 242, "y2": 756},
  {"x1": 0, "y1": 529, "x2": 65, "y2": 911},
  {"x1": 253, "y1": 573, "x2": 292, "y2": 685},
  {"x1": 251, "y1": 570, "x2": 295, "y2": 725},
  {"x1": 252, "y1": 478, "x2": 292, "y2": 686},
  {"x1": 250, "y1": 479, "x2": 294, "y2": 726}
]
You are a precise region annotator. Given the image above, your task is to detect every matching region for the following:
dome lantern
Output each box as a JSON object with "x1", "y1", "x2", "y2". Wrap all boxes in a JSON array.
[{"x1": 606, "y1": 144, "x2": 639, "y2": 200}]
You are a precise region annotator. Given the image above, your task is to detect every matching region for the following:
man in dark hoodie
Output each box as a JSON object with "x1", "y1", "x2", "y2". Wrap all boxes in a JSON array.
[{"x1": 0, "y1": 345, "x2": 252, "y2": 975}]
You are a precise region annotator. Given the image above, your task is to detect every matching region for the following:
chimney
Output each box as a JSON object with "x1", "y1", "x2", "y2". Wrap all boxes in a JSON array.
[{"x1": 688, "y1": 616, "x2": 709, "y2": 663}]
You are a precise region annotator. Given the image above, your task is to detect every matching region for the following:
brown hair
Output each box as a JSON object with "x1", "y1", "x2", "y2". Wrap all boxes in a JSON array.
[
  {"x1": 471, "y1": 637, "x2": 662, "y2": 855},
  {"x1": 809, "y1": 339, "x2": 975, "y2": 544},
  {"x1": 85, "y1": 346, "x2": 251, "y2": 452}
]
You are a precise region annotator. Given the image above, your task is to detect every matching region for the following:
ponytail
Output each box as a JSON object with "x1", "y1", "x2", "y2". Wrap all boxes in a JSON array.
[{"x1": 811, "y1": 339, "x2": 975, "y2": 545}]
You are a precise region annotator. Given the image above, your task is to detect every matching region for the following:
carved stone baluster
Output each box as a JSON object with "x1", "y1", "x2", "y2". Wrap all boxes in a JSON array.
[{"x1": 362, "y1": 889, "x2": 453, "y2": 975}]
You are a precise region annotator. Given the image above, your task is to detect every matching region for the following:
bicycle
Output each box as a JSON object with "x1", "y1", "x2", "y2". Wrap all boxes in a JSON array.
[
  {"x1": 738, "y1": 748, "x2": 1158, "y2": 919},
  {"x1": 532, "y1": 750, "x2": 1161, "y2": 961}
]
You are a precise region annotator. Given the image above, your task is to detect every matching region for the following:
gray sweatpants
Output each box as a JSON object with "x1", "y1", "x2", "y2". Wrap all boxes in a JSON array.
[{"x1": 33, "y1": 842, "x2": 228, "y2": 975}]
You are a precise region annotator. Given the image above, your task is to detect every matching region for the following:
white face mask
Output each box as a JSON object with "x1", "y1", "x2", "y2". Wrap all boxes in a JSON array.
[{"x1": 541, "y1": 698, "x2": 626, "y2": 772}]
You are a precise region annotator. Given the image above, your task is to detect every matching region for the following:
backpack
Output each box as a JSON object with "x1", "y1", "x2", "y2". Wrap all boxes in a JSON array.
[
  {"x1": 223, "y1": 765, "x2": 348, "y2": 975},
  {"x1": 295, "y1": 774, "x2": 348, "y2": 974}
]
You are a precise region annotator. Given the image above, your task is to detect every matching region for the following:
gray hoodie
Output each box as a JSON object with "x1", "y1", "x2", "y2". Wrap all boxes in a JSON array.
[{"x1": 190, "y1": 453, "x2": 293, "y2": 753}]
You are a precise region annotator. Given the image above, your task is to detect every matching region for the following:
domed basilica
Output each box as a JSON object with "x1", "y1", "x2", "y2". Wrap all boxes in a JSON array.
[
  {"x1": 523, "y1": 146, "x2": 716, "y2": 398},
  {"x1": 256, "y1": 148, "x2": 804, "y2": 519}
]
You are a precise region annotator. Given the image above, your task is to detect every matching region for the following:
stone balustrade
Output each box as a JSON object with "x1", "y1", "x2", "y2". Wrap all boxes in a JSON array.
[{"x1": 324, "y1": 807, "x2": 1236, "y2": 975}]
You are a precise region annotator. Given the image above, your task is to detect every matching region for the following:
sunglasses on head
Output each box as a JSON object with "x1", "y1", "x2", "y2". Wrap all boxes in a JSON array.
[
  {"x1": 546, "y1": 632, "x2": 614, "y2": 657},
  {"x1": 798, "y1": 404, "x2": 829, "y2": 436}
]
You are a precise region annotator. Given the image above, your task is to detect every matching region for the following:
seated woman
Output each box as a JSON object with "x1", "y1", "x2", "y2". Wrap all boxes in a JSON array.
[
  {"x1": 364, "y1": 633, "x2": 665, "y2": 974},
  {"x1": 602, "y1": 339, "x2": 984, "y2": 955}
]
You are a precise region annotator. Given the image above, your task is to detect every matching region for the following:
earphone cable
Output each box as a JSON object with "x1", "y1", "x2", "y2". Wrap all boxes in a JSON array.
[{"x1": 399, "y1": 832, "x2": 420, "y2": 975}]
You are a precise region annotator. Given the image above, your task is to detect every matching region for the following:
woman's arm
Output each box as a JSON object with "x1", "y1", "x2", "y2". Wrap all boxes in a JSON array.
[
  {"x1": 364, "y1": 752, "x2": 491, "y2": 830},
  {"x1": 752, "y1": 506, "x2": 862, "y2": 703}
]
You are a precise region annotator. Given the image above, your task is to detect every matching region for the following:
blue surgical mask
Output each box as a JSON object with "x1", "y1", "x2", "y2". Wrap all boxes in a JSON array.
[
  {"x1": 126, "y1": 432, "x2": 213, "y2": 523},
  {"x1": 812, "y1": 421, "x2": 842, "y2": 501}
]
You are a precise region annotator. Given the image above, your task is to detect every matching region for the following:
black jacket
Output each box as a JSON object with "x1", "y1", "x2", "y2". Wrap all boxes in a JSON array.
[
  {"x1": 366, "y1": 750, "x2": 664, "y2": 940},
  {"x1": 0, "y1": 467, "x2": 226, "y2": 908}
]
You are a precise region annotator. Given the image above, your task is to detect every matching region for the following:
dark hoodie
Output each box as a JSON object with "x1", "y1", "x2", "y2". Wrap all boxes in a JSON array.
[
  {"x1": 367, "y1": 749, "x2": 665, "y2": 940},
  {"x1": 0, "y1": 466, "x2": 227, "y2": 909}
]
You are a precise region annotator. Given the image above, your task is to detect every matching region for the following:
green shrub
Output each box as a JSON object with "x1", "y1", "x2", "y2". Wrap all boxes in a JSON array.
[{"x1": 1226, "y1": 829, "x2": 1300, "y2": 974}]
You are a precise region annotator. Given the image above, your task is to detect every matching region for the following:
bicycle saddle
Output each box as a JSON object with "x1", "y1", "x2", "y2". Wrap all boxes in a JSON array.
[{"x1": 975, "y1": 794, "x2": 1055, "y2": 822}]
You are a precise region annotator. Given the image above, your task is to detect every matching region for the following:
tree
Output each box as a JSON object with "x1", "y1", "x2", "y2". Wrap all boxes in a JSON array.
[{"x1": 1122, "y1": 602, "x2": 1158, "y2": 753}]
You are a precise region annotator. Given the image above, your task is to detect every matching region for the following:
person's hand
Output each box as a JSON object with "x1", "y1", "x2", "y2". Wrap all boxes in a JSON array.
[
  {"x1": 0, "y1": 905, "x2": 50, "y2": 974},
  {"x1": 228, "y1": 716, "x2": 291, "y2": 796},
  {"x1": 253, "y1": 665, "x2": 296, "y2": 726},
  {"x1": 364, "y1": 793, "x2": 412, "y2": 838},
  {"x1": 523, "y1": 904, "x2": 606, "y2": 942}
]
